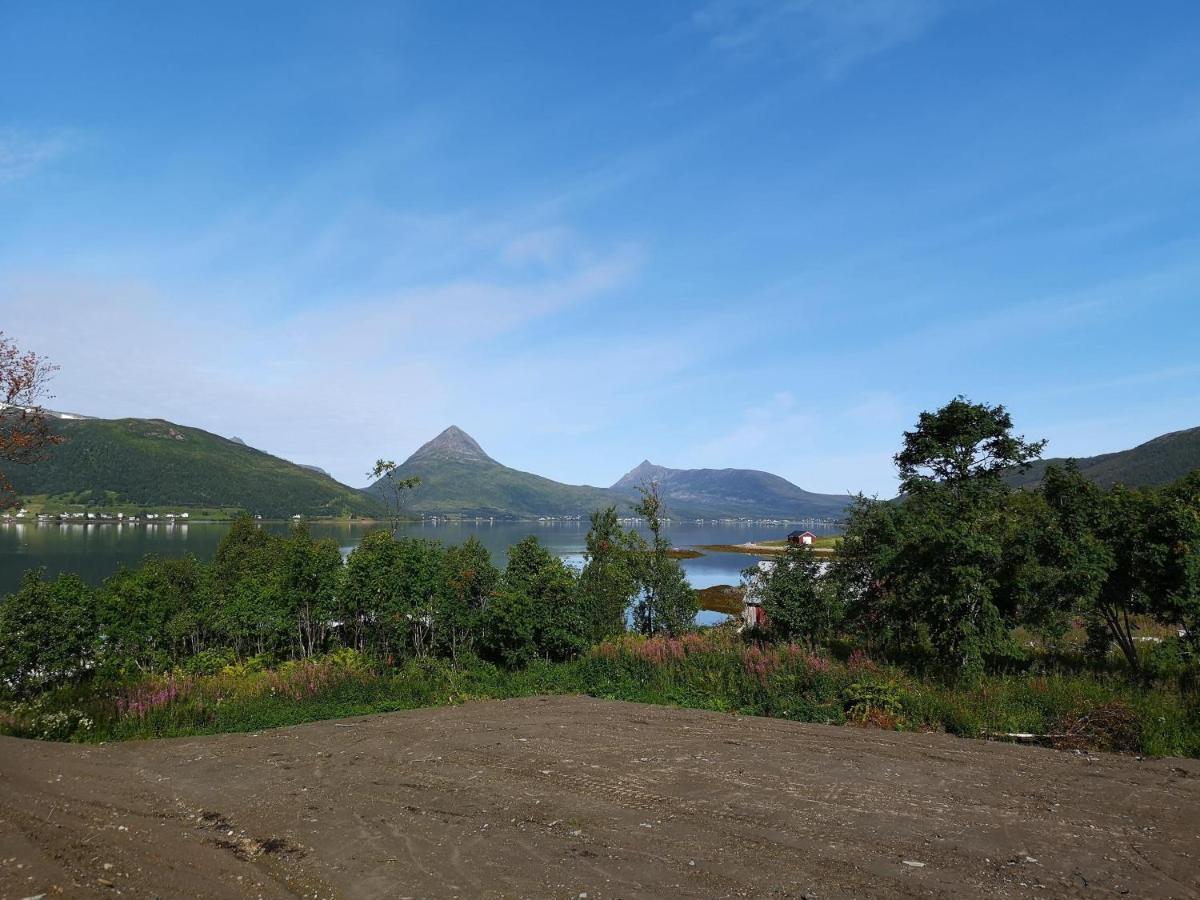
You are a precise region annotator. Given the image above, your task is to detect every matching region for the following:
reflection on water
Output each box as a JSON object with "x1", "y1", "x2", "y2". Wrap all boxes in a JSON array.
[{"x1": 0, "y1": 519, "x2": 841, "y2": 621}]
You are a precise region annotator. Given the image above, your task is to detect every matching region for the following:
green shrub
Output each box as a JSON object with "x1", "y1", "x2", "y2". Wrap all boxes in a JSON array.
[{"x1": 183, "y1": 648, "x2": 235, "y2": 676}]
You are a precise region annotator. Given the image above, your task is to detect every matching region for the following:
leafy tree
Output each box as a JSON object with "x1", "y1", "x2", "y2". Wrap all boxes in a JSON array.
[
  {"x1": 755, "y1": 544, "x2": 840, "y2": 649},
  {"x1": 479, "y1": 588, "x2": 536, "y2": 668},
  {"x1": 828, "y1": 494, "x2": 906, "y2": 652},
  {"x1": 210, "y1": 515, "x2": 286, "y2": 658},
  {"x1": 343, "y1": 530, "x2": 404, "y2": 657},
  {"x1": 438, "y1": 536, "x2": 498, "y2": 661},
  {"x1": 834, "y1": 399, "x2": 1047, "y2": 674},
  {"x1": 1152, "y1": 472, "x2": 1200, "y2": 655},
  {"x1": 100, "y1": 554, "x2": 213, "y2": 669},
  {"x1": 392, "y1": 537, "x2": 448, "y2": 657},
  {"x1": 1026, "y1": 465, "x2": 1185, "y2": 673},
  {"x1": 578, "y1": 506, "x2": 642, "y2": 642},
  {"x1": 0, "y1": 571, "x2": 95, "y2": 697},
  {"x1": 507, "y1": 535, "x2": 586, "y2": 660},
  {"x1": 896, "y1": 396, "x2": 1045, "y2": 495},
  {"x1": 898, "y1": 398, "x2": 1046, "y2": 671},
  {"x1": 990, "y1": 485, "x2": 1071, "y2": 645},
  {"x1": 279, "y1": 523, "x2": 343, "y2": 658},
  {"x1": 0, "y1": 332, "x2": 64, "y2": 506},
  {"x1": 631, "y1": 483, "x2": 697, "y2": 637},
  {"x1": 345, "y1": 533, "x2": 448, "y2": 658},
  {"x1": 367, "y1": 459, "x2": 420, "y2": 533}
]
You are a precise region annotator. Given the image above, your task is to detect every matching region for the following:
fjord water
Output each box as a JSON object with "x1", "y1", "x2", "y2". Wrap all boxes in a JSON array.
[{"x1": 0, "y1": 519, "x2": 839, "y2": 598}]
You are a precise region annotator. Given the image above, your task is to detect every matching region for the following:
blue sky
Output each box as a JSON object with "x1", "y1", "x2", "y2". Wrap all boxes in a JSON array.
[{"x1": 2, "y1": 1, "x2": 1198, "y2": 496}]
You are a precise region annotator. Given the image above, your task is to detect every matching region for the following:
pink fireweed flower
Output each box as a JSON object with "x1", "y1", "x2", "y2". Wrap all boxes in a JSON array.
[
  {"x1": 741, "y1": 645, "x2": 779, "y2": 683},
  {"x1": 117, "y1": 676, "x2": 187, "y2": 719}
]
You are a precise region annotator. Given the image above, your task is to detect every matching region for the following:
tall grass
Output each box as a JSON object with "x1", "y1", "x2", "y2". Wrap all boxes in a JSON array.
[{"x1": 3, "y1": 634, "x2": 1198, "y2": 757}]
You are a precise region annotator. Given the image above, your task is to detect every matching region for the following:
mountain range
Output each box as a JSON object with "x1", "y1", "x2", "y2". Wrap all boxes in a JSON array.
[
  {"x1": 365, "y1": 425, "x2": 852, "y2": 520},
  {"x1": 6, "y1": 409, "x2": 1198, "y2": 520},
  {"x1": 611, "y1": 460, "x2": 852, "y2": 519}
]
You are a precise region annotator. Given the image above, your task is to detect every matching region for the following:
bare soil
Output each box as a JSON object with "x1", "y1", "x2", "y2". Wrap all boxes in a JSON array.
[{"x1": 1, "y1": 696, "x2": 1198, "y2": 899}]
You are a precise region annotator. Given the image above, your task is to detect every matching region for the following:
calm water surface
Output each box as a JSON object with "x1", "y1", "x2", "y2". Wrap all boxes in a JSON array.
[{"x1": 0, "y1": 520, "x2": 841, "y2": 623}]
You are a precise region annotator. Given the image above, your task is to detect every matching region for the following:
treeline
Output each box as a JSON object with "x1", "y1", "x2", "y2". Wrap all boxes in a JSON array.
[
  {"x1": 0, "y1": 488, "x2": 697, "y2": 698},
  {"x1": 4, "y1": 397, "x2": 1197, "y2": 703},
  {"x1": 752, "y1": 398, "x2": 1200, "y2": 677}
]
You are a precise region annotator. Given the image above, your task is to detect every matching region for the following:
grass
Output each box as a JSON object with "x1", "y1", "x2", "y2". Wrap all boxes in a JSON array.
[
  {"x1": 4, "y1": 635, "x2": 1198, "y2": 758},
  {"x1": 696, "y1": 543, "x2": 786, "y2": 555},
  {"x1": 696, "y1": 535, "x2": 842, "y2": 556}
]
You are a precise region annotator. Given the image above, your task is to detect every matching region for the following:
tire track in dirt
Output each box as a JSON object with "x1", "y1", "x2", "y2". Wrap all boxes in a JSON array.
[{"x1": 3, "y1": 695, "x2": 1199, "y2": 899}]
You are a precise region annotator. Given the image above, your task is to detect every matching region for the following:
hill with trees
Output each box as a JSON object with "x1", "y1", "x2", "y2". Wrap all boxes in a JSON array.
[
  {"x1": 1008, "y1": 425, "x2": 1200, "y2": 489},
  {"x1": 6, "y1": 416, "x2": 382, "y2": 518},
  {"x1": 365, "y1": 426, "x2": 620, "y2": 519}
]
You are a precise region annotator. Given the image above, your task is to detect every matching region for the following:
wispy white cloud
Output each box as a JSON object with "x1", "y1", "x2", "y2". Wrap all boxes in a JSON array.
[
  {"x1": 0, "y1": 128, "x2": 71, "y2": 185},
  {"x1": 690, "y1": 391, "x2": 817, "y2": 466},
  {"x1": 682, "y1": 389, "x2": 909, "y2": 496},
  {"x1": 693, "y1": 0, "x2": 949, "y2": 75},
  {"x1": 0, "y1": 229, "x2": 649, "y2": 487},
  {"x1": 500, "y1": 227, "x2": 575, "y2": 268}
]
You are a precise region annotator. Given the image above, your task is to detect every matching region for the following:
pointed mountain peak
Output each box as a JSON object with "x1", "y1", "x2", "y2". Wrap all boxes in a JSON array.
[
  {"x1": 612, "y1": 459, "x2": 672, "y2": 490},
  {"x1": 406, "y1": 425, "x2": 493, "y2": 464}
]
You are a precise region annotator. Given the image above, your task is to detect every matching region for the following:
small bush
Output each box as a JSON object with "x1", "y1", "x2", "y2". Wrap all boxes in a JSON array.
[
  {"x1": 842, "y1": 679, "x2": 905, "y2": 724},
  {"x1": 184, "y1": 648, "x2": 235, "y2": 676}
]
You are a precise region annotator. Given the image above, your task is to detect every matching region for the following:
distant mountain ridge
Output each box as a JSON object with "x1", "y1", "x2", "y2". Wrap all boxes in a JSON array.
[
  {"x1": 611, "y1": 460, "x2": 852, "y2": 519},
  {"x1": 366, "y1": 426, "x2": 617, "y2": 519},
  {"x1": 368, "y1": 427, "x2": 852, "y2": 520},
  {"x1": 1009, "y1": 425, "x2": 1200, "y2": 489}
]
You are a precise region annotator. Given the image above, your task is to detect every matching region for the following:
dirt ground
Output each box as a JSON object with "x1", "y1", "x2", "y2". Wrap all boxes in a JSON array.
[{"x1": 1, "y1": 696, "x2": 1198, "y2": 899}]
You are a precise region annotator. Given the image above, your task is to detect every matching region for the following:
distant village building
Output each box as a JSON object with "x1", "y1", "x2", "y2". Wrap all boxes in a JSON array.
[{"x1": 787, "y1": 530, "x2": 816, "y2": 546}]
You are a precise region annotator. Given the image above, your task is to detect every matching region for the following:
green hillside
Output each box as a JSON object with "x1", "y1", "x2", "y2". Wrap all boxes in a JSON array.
[
  {"x1": 7, "y1": 417, "x2": 382, "y2": 519},
  {"x1": 370, "y1": 427, "x2": 621, "y2": 518},
  {"x1": 1009, "y1": 425, "x2": 1200, "y2": 489}
]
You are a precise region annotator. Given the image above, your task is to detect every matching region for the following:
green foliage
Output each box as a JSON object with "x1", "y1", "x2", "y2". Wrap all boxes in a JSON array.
[
  {"x1": 480, "y1": 536, "x2": 588, "y2": 666},
  {"x1": 830, "y1": 398, "x2": 1049, "y2": 674},
  {"x1": 841, "y1": 679, "x2": 904, "y2": 723},
  {"x1": 366, "y1": 458, "x2": 420, "y2": 532},
  {"x1": 578, "y1": 506, "x2": 643, "y2": 643},
  {"x1": 7, "y1": 416, "x2": 383, "y2": 518},
  {"x1": 438, "y1": 536, "x2": 499, "y2": 660},
  {"x1": 631, "y1": 483, "x2": 697, "y2": 636},
  {"x1": 280, "y1": 523, "x2": 343, "y2": 658},
  {"x1": 754, "y1": 544, "x2": 841, "y2": 649},
  {"x1": 1151, "y1": 471, "x2": 1200, "y2": 655},
  {"x1": 342, "y1": 528, "x2": 404, "y2": 656},
  {"x1": 480, "y1": 589, "x2": 537, "y2": 668},
  {"x1": 366, "y1": 449, "x2": 620, "y2": 519},
  {"x1": 100, "y1": 554, "x2": 213, "y2": 670},
  {"x1": 209, "y1": 516, "x2": 287, "y2": 658},
  {"x1": 0, "y1": 570, "x2": 96, "y2": 697},
  {"x1": 896, "y1": 396, "x2": 1045, "y2": 494}
]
